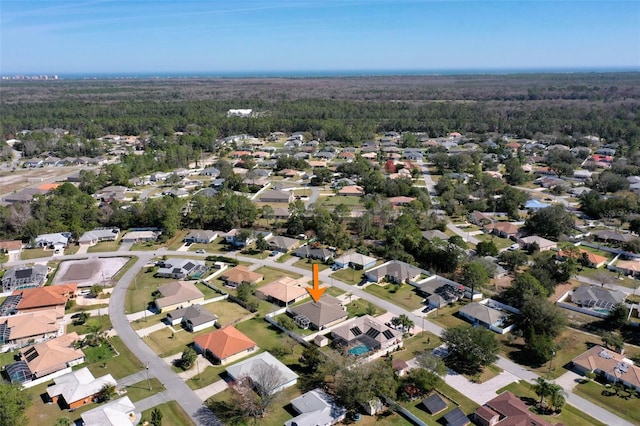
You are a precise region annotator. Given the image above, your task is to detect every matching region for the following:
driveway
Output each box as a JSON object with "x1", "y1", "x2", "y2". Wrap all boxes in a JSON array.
[{"x1": 444, "y1": 369, "x2": 521, "y2": 405}]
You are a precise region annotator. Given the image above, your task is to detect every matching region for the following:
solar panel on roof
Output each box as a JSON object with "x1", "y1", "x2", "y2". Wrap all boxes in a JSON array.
[
  {"x1": 184, "y1": 262, "x2": 195, "y2": 270},
  {"x1": 350, "y1": 326, "x2": 362, "y2": 336},
  {"x1": 382, "y1": 330, "x2": 395, "y2": 340},
  {"x1": 15, "y1": 269, "x2": 32, "y2": 279},
  {"x1": 365, "y1": 328, "x2": 380, "y2": 339},
  {"x1": 25, "y1": 349, "x2": 39, "y2": 362}
]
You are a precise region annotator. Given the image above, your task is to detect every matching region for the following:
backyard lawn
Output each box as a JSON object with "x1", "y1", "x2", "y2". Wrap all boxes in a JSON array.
[
  {"x1": 86, "y1": 336, "x2": 143, "y2": 379},
  {"x1": 499, "y1": 381, "x2": 607, "y2": 426},
  {"x1": 143, "y1": 326, "x2": 217, "y2": 358},
  {"x1": 365, "y1": 282, "x2": 424, "y2": 311},
  {"x1": 345, "y1": 298, "x2": 385, "y2": 318},
  {"x1": 202, "y1": 300, "x2": 253, "y2": 326},
  {"x1": 20, "y1": 248, "x2": 53, "y2": 260},
  {"x1": 140, "y1": 401, "x2": 195, "y2": 426},
  {"x1": 293, "y1": 258, "x2": 330, "y2": 272},
  {"x1": 254, "y1": 265, "x2": 303, "y2": 283},
  {"x1": 330, "y1": 266, "x2": 365, "y2": 285}
]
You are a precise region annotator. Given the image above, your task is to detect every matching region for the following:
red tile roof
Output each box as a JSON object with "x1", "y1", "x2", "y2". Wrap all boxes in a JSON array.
[{"x1": 193, "y1": 326, "x2": 256, "y2": 360}]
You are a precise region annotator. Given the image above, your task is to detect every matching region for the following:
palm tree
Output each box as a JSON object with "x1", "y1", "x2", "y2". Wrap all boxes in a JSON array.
[
  {"x1": 547, "y1": 383, "x2": 567, "y2": 412},
  {"x1": 533, "y1": 377, "x2": 552, "y2": 406},
  {"x1": 398, "y1": 314, "x2": 415, "y2": 333}
]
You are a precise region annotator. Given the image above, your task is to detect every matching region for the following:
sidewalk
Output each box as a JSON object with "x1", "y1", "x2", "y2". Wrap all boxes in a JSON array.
[
  {"x1": 133, "y1": 390, "x2": 172, "y2": 412},
  {"x1": 193, "y1": 379, "x2": 228, "y2": 402}
]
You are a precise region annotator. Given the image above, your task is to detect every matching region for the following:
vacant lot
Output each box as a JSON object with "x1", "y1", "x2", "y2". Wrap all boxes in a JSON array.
[{"x1": 365, "y1": 282, "x2": 424, "y2": 311}]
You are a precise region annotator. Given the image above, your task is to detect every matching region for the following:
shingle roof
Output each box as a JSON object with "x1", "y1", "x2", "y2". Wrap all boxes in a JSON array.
[
  {"x1": 226, "y1": 351, "x2": 298, "y2": 389},
  {"x1": 459, "y1": 303, "x2": 506, "y2": 326},
  {"x1": 221, "y1": 266, "x2": 263, "y2": 284},
  {"x1": 479, "y1": 391, "x2": 554, "y2": 426},
  {"x1": 81, "y1": 396, "x2": 135, "y2": 426},
  {"x1": 194, "y1": 326, "x2": 256, "y2": 360},
  {"x1": 256, "y1": 277, "x2": 307, "y2": 304},
  {"x1": 571, "y1": 286, "x2": 626, "y2": 306},
  {"x1": 167, "y1": 304, "x2": 217, "y2": 327},
  {"x1": 572, "y1": 345, "x2": 640, "y2": 390},
  {"x1": 47, "y1": 367, "x2": 116, "y2": 404},
  {"x1": 155, "y1": 281, "x2": 204, "y2": 309},
  {"x1": 289, "y1": 295, "x2": 347, "y2": 328},
  {"x1": 20, "y1": 332, "x2": 84, "y2": 377},
  {"x1": 2, "y1": 309, "x2": 60, "y2": 340}
]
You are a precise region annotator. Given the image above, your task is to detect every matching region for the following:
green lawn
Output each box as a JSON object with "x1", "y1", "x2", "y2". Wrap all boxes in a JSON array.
[
  {"x1": 293, "y1": 258, "x2": 330, "y2": 272},
  {"x1": 20, "y1": 248, "x2": 53, "y2": 260},
  {"x1": 254, "y1": 265, "x2": 303, "y2": 283},
  {"x1": 202, "y1": 300, "x2": 253, "y2": 326},
  {"x1": 428, "y1": 307, "x2": 470, "y2": 330},
  {"x1": 187, "y1": 237, "x2": 229, "y2": 253},
  {"x1": 364, "y1": 282, "x2": 424, "y2": 311},
  {"x1": 130, "y1": 313, "x2": 165, "y2": 330},
  {"x1": 143, "y1": 326, "x2": 217, "y2": 358},
  {"x1": 65, "y1": 301, "x2": 109, "y2": 314},
  {"x1": 131, "y1": 230, "x2": 188, "y2": 252},
  {"x1": 122, "y1": 378, "x2": 163, "y2": 402},
  {"x1": 325, "y1": 286, "x2": 346, "y2": 297},
  {"x1": 195, "y1": 282, "x2": 220, "y2": 299},
  {"x1": 574, "y1": 380, "x2": 640, "y2": 425},
  {"x1": 499, "y1": 381, "x2": 607, "y2": 426},
  {"x1": 186, "y1": 364, "x2": 226, "y2": 390},
  {"x1": 345, "y1": 298, "x2": 385, "y2": 318},
  {"x1": 125, "y1": 267, "x2": 166, "y2": 313},
  {"x1": 87, "y1": 239, "x2": 121, "y2": 253},
  {"x1": 140, "y1": 400, "x2": 195, "y2": 426},
  {"x1": 393, "y1": 332, "x2": 442, "y2": 362},
  {"x1": 314, "y1": 195, "x2": 363, "y2": 207},
  {"x1": 86, "y1": 336, "x2": 144, "y2": 379},
  {"x1": 475, "y1": 233, "x2": 514, "y2": 250},
  {"x1": 275, "y1": 252, "x2": 294, "y2": 263},
  {"x1": 66, "y1": 316, "x2": 112, "y2": 336},
  {"x1": 239, "y1": 247, "x2": 270, "y2": 260},
  {"x1": 330, "y1": 266, "x2": 365, "y2": 285}
]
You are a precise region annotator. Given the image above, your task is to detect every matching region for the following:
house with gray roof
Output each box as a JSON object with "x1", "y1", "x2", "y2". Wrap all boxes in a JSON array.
[
  {"x1": 331, "y1": 315, "x2": 402, "y2": 351},
  {"x1": 421, "y1": 230, "x2": 450, "y2": 241},
  {"x1": 2, "y1": 265, "x2": 49, "y2": 292},
  {"x1": 184, "y1": 230, "x2": 219, "y2": 244},
  {"x1": 166, "y1": 304, "x2": 217, "y2": 332},
  {"x1": 288, "y1": 295, "x2": 347, "y2": 330},
  {"x1": 35, "y1": 232, "x2": 69, "y2": 248},
  {"x1": 78, "y1": 228, "x2": 120, "y2": 246},
  {"x1": 199, "y1": 167, "x2": 220, "y2": 177},
  {"x1": 365, "y1": 260, "x2": 423, "y2": 284},
  {"x1": 459, "y1": 302, "x2": 508, "y2": 331},
  {"x1": 226, "y1": 351, "x2": 298, "y2": 395},
  {"x1": 570, "y1": 286, "x2": 626, "y2": 309},
  {"x1": 259, "y1": 190, "x2": 294, "y2": 204},
  {"x1": 156, "y1": 258, "x2": 207, "y2": 279},
  {"x1": 293, "y1": 246, "x2": 333, "y2": 262},
  {"x1": 333, "y1": 252, "x2": 377, "y2": 270},
  {"x1": 285, "y1": 388, "x2": 347, "y2": 426},
  {"x1": 413, "y1": 276, "x2": 465, "y2": 308},
  {"x1": 267, "y1": 235, "x2": 300, "y2": 253}
]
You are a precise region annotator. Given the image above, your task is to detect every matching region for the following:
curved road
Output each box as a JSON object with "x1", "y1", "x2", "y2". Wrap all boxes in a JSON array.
[{"x1": 5, "y1": 249, "x2": 632, "y2": 426}]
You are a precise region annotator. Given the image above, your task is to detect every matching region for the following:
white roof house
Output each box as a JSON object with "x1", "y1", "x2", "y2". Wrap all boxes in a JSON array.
[
  {"x1": 285, "y1": 388, "x2": 347, "y2": 426},
  {"x1": 81, "y1": 396, "x2": 136, "y2": 426},
  {"x1": 47, "y1": 367, "x2": 116, "y2": 407},
  {"x1": 35, "y1": 232, "x2": 69, "y2": 248},
  {"x1": 226, "y1": 351, "x2": 298, "y2": 394}
]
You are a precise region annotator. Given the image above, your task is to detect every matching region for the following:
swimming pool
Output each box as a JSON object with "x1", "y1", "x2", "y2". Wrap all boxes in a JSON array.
[
  {"x1": 593, "y1": 308, "x2": 610, "y2": 314},
  {"x1": 348, "y1": 344, "x2": 372, "y2": 356}
]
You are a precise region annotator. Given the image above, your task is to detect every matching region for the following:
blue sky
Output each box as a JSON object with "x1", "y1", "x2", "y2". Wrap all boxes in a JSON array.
[{"x1": 1, "y1": 0, "x2": 639, "y2": 75}]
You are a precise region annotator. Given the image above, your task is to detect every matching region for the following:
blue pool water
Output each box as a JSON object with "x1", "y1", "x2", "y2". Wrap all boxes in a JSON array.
[
  {"x1": 593, "y1": 308, "x2": 610, "y2": 314},
  {"x1": 348, "y1": 345, "x2": 372, "y2": 356}
]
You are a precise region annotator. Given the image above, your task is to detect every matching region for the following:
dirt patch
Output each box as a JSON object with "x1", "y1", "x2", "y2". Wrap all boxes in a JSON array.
[{"x1": 52, "y1": 257, "x2": 129, "y2": 287}]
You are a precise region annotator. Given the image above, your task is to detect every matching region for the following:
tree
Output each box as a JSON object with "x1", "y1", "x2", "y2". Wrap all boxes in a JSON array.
[
  {"x1": 441, "y1": 326, "x2": 499, "y2": 375},
  {"x1": 179, "y1": 347, "x2": 197, "y2": 370},
  {"x1": 526, "y1": 331, "x2": 556, "y2": 365},
  {"x1": 333, "y1": 360, "x2": 398, "y2": 412},
  {"x1": 391, "y1": 314, "x2": 414, "y2": 333},
  {"x1": 502, "y1": 273, "x2": 548, "y2": 309},
  {"x1": 0, "y1": 383, "x2": 32, "y2": 426},
  {"x1": 261, "y1": 205, "x2": 274, "y2": 227},
  {"x1": 517, "y1": 295, "x2": 567, "y2": 340},
  {"x1": 608, "y1": 303, "x2": 629, "y2": 329},
  {"x1": 89, "y1": 284, "x2": 102, "y2": 298},
  {"x1": 475, "y1": 240, "x2": 499, "y2": 257},
  {"x1": 415, "y1": 352, "x2": 447, "y2": 376},
  {"x1": 233, "y1": 363, "x2": 285, "y2": 418},
  {"x1": 151, "y1": 408, "x2": 163, "y2": 426},
  {"x1": 97, "y1": 382, "x2": 117, "y2": 402},
  {"x1": 400, "y1": 368, "x2": 441, "y2": 398},
  {"x1": 548, "y1": 383, "x2": 567, "y2": 412},
  {"x1": 236, "y1": 282, "x2": 255, "y2": 302},
  {"x1": 498, "y1": 250, "x2": 528, "y2": 271},
  {"x1": 54, "y1": 418, "x2": 72, "y2": 426},
  {"x1": 255, "y1": 233, "x2": 269, "y2": 252},
  {"x1": 601, "y1": 331, "x2": 625, "y2": 352},
  {"x1": 524, "y1": 205, "x2": 575, "y2": 239},
  {"x1": 460, "y1": 261, "x2": 490, "y2": 297},
  {"x1": 299, "y1": 345, "x2": 323, "y2": 372},
  {"x1": 533, "y1": 377, "x2": 553, "y2": 405}
]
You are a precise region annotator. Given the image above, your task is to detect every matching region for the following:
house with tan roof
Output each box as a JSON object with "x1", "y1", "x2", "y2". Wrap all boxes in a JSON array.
[
  {"x1": 47, "y1": 367, "x2": 117, "y2": 409},
  {"x1": 0, "y1": 309, "x2": 62, "y2": 351},
  {"x1": 267, "y1": 235, "x2": 301, "y2": 253},
  {"x1": 259, "y1": 190, "x2": 294, "y2": 204},
  {"x1": 154, "y1": 281, "x2": 204, "y2": 313},
  {"x1": 256, "y1": 276, "x2": 309, "y2": 306},
  {"x1": 331, "y1": 315, "x2": 402, "y2": 352},
  {"x1": 11, "y1": 283, "x2": 77, "y2": 317},
  {"x1": 184, "y1": 230, "x2": 219, "y2": 244},
  {"x1": 483, "y1": 222, "x2": 521, "y2": 239},
  {"x1": 387, "y1": 196, "x2": 416, "y2": 206},
  {"x1": 338, "y1": 185, "x2": 364, "y2": 196},
  {"x1": 220, "y1": 265, "x2": 264, "y2": 288},
  {"x1": 7, "y1": 332, "x2": 84, "y2": 384},
  {"x1": 517, "y1": 235, "x2": 557, "y2": 252},
  {"x1": 0, "y1": 240, "x2": 22, "y2": 255},
  {"x1": 458, "y1": 302, "x2": 510, "y2": 333},
  {"x1": 194, "y1": 326, "x2": 258, "y2": 365},
  {"x1": 572, "y1": 345, "x2": 640, "y2": 392},
  {"x1": 475, "y1": 391, "x2": 558, "y2": 426},
  {"x1": 288, "y1": 295, "x2": 348, "y2": 330},
  {"x1": 365, "y1": 260, "x2": 423, "y2": 284}
]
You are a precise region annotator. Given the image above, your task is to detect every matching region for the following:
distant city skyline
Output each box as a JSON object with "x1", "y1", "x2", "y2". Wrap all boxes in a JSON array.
[{"x1": 1, "y1": 1, "x2": 639, "y2": 75}]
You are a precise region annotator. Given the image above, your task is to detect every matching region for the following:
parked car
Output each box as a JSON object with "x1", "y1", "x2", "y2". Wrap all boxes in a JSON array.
[
  {"x1": 196, "y1": 249, "x2": 206, "y2": 254},
  {"x1": 269, "y1": 251, "x2": 279, "y2": 257}
]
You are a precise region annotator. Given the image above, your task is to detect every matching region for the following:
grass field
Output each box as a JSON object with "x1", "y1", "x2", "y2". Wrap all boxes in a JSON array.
[
  {"x1": 143, "y1": 326, "x2": 218, "y2": 358},
  {"x1": 202, "y1": 300, "x2": 252, "y2": 326},
  {"x1": 573, "y1": 380, "x2": 640, "y2": 425},
  {"x1": 498, "y1": 381, "x2": 607, "y2": 426},
  {"x1": 365, "y1": 282, "x2": 424, "y2": 311},
  {"x1": 66, "y1": 316, "x2": 112, "y2": 336},
  {"x1": 87, "y1": 239, "x2": 121, "y2": 253},
  {"x1": 293, "y1": 258, "x2": 330, "y2": 272},
  {"x1": 20, "y1": 248, "x2": 53, "y2": 260},
  {"x1": 254, "y1": 265, "x2": 303, "y2": 283},
  {"x1": 140, "y1": 400, "x2": 195, "y2": 426},
  {"x1": 86, "y1": 336, "x2": 143, "y2": 379},
  {"x1": 314, "y1": 195, "x2": 363, "y2": 207},
  {"x1": 125, "y1": 267, "x2": 166, "y2": 313},
  {"x1": 330, "y1": 266, "x2": 365, "y2": 285},
  {"x1": 345, "y1": 298, "x2": 385, "y2": 318},
  {"x1": 123, "y1": 378, "x2": 163, "y2": 402},
  {"x1": 393, "y1": 332, "x2": 442, "y2": 362}
]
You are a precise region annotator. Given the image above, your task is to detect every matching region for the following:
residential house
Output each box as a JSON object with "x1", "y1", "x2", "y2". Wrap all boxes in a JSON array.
[
  {"x1": 284, "y1": 388, "x2": 347, "y2": 426},
  {"x1": 78, "y1": 228, "x2": 120, "y2": 246},
  {"x1": 156, "y1": 258, "x2": 207, "y2": 279},
  {"x1": 592, "y1": 230, "x2": 635, "y2": 244},
  {"x1": 224, "y1": 229, "x2": 272, "y2": 248},
  {"x1": 259, "y1": 190, "x2": 294, "y2": 204},
  {"x1": 81, "y1": 396, "x2": 136, "y2": 426},
  {"x1": 35, "y1": 232, "x2": 69, "y2": 249},
  {"x1": 331, "y1": 315, "x2": 402, "y2": 351},
  {"x1": 7, "y1": 332, "x2": 84, "y2": 384},
  {"x1": 4, "y1": 188, "x2": 45, "y2": 204},
  {"x1": 483, "y1": 222, "x2": 521, "y2": 240},
  {"x1": 557, "y1": 248, "x2": 608, "y2": 268},
  {"x1": 47, "y1": 367, "x2": 117, "y2": 409},
  {"x1": 333, "y1": 252, "x2": 377, "y2": 270},
  {"x1": 572, "y1": 345, "x2": 640, "y2": 392},
  {"x1": 338, "y1": 185, "x2": 364, "y2": 197},
  {"x1": 2, "y1": 264, "x2": 49, "y2": 292},
  {"x1": 293, "y1": 246, "x2": 334, "y2": 262},
  {"x1": 278, "y1": 169, "x2": 301, "y2": 178},
  {"x1": 95, "y1": 185, "x2": 128, "y2": 203},
  {"x1": 517, "y1": 236, "x2": 557, "y2": 252},
  {"x1": 468, "y1": 211, "x2": 494, "y2": 226},
  {"x1": 220, "y1": 265, "x2": 263, "y2": 288},
  {"x1": 288, "y1": 295, "x2": 348, "y2": 330},
  {"x1": 570, "y1": 286, "x2": 626, "y2": 309},
  {"x1": 523, "y1": 199, "x2": 551, "y2": 210},
  {"x1": 194, "y1": 326, "x2": 257, "y2": 365},
  {"x1": 421, "y1": 230, "x2": 450, "y2": 241},
  {"x1": 166, "y1": 304, "x2": 217, "y2": 332},
  {"x1": 272, "y1": 207, "x2": 291, "y2": 219},
  {"x1": 226, "y1": 351, "x2": 298, "y2": 394},
  {"x1": 458, "y1": 302, "x2": 509, "y2": 332},
  {"x1": 255, "y1": 276, "x2": 308, "y2": 306},
  {"x1": 121, "y1": 229, "x2": 161, "y2": 243},
  {"x1": 414, "y1": 276, "x2": 466, "y2": 308},
  {"x1": 11, "y1": 283, "x2": 77, "y2": 317},
  {"x1": 267, "y1": 235, "x2": 300, "y2": 253},
  {"x1": 475, "y1": 391, "x2": 557, "y2": 426},
  {"x1": 200, "y1": 167, "x2": 221, "y2": 177},
  {"x1": 0, "y1": 309, "x2": 62, "y2": 351},
  {"x1": 184, "y1": 230, "x2": 219, "y2": 244},
  {"x1": 616, "y1": 259, "x2": 640, "y2": 277},
  {"x1": 154, "y1": 281, "x2": 204, "y2": 313},
  {"x1": 0, "y1": 240, "x2": 22, "y2": 256},
  {"x1": 365, "y1": 260, "x2": 423, "y2": 284},
  {"x1": 387, "y1": 196, "x2": 416, "y2": 207}
]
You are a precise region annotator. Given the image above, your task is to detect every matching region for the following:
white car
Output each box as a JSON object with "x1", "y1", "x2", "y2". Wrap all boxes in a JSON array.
[{"x1": 195, "y1": 249, "x2": 206, "y2": 254}]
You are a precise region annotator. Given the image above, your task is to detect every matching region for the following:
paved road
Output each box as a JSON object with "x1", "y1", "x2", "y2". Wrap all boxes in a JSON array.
[{"x1": 11, "y1": 249, "x2": 633, "y2": 426}]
